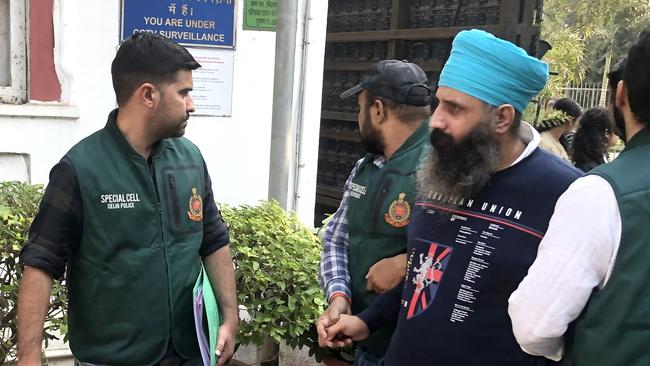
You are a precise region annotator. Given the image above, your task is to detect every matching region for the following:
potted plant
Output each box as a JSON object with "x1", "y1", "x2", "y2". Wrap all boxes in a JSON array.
[{"x1": 222, "y1": 200, "x2": 327, "y2": 365}]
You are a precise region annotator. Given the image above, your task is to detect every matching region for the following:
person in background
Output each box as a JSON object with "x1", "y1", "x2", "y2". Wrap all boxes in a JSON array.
[
  {"x1": 571, "y1": 107, "x2": 618, "y2": 172},
  {"x1": 537, "y1": 97, "x2": 582, "y2": 161}
]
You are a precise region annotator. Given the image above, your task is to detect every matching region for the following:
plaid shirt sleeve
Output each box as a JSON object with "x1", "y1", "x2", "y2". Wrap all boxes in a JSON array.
[
  {"x1": 199, "y1": 159, "x2": 231, "y2": 257},
  {"x1": 19, "y1": 157, "x2": 82, "y2": 280},
  {"x1": 318, "y1": 158, "x2": 365, "y2": 301}
]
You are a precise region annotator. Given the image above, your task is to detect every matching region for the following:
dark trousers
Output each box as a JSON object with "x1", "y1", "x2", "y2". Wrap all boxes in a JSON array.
[{"x1": 74, "y1": 343, "x2": 202, "y2": 366}]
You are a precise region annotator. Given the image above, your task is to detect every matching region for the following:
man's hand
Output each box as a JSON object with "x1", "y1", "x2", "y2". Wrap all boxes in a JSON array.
[
  {"x1": 17, "y1": 266, "x2": 53, "y2": 366},
  {"x1": 316, "y1": 296, "x2": 351, "y2": 347},
  {"x1": 215, "y1": 321, "x2": 237, "y2": 366},
  {"x1": 323, "y1": 314, "x2": 370, "y2": 349},
  {"x1": 365, "y1": 253, "x2": 407, "y2": 293},
  {"x1": 203, "y1": 246, "x2": 239, "y2": 366}
]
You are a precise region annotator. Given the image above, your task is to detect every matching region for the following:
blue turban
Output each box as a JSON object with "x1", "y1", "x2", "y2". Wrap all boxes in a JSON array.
[{"x1": 438, "y1": 29, "x2": 548, "y2": 113}]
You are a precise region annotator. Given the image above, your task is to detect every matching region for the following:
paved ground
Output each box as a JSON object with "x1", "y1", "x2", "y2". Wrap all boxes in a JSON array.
[{"x1": 5, "y1": 341, "x2": 323, "y2": 366}]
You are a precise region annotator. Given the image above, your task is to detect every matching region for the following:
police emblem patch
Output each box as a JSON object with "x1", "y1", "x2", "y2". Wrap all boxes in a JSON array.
[
  {"x1": 385, "y1": 192, "x2": 411, "y2": 227},
  {"x1": 187, "y1": 187, "x2": 203, "y2": 222}
]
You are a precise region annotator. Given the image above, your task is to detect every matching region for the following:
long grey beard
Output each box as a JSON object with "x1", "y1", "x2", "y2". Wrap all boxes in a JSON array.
[{"x1": 416, "y1": 138, "x2": 500, "y2": 202}]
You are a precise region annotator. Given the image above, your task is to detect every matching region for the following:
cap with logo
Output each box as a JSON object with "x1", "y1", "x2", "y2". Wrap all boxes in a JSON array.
[{"x1": 340, "y1": 60, "x2": 432, "y2": 106}]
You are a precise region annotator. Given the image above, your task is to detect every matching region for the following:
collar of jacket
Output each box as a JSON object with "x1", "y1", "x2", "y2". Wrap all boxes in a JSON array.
[
  {"x1": 103, "y1": 108, "x2": 175, "y2": 160},
  {"x1": 623, "y1": 126, "x2": 650, "y2": 153}
]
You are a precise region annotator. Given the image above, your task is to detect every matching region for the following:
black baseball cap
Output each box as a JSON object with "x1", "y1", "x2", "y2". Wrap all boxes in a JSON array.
[{"x1": 340, "y1": 60, "x2": 432, "y2": 106}]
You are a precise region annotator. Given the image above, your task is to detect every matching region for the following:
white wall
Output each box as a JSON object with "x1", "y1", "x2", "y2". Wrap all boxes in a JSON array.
[
  {"x1": 184, "y1": 0, "x2": 277, "y2": 207},
  {"x1": 292, "y1": 0, "x2": 328, "y2": 226},
  {"x1": 0, "y1": 153, "x2": 29, "y2": 181},
  {"x1": 0, "y1": 108, "x2": 83, "y2": 184},
  {"x1": 0, "y1": 0, "x2": 326, "y2": 226}
]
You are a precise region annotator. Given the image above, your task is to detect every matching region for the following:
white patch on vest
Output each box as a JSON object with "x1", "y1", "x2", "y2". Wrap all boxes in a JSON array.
[
  {"x1": 349, "y1": 182, "x2": 367, "y2": 199},
  {"x1": 100, "y1": 193, "x2": 141, "y2": 210}
]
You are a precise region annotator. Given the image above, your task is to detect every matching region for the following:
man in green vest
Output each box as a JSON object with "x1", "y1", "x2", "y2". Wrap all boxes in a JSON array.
[
  {"x1": 317, "y1": 60, "x2": 432, "y2": 365},
  {"x1": 16, "y1": 32, "x2": 238, "y2": 366},
  {"x1": 509, "y1": 27, "x2": 650, "y2": 365}
]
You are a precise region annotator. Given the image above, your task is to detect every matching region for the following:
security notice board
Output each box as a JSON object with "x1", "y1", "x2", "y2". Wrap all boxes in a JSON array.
[
  {"x1": 120, "y1": 0, "x2": 236, "y2": 49},
  {"x1": 187, "y1": 48, "x2": 234, "y2": 117}
]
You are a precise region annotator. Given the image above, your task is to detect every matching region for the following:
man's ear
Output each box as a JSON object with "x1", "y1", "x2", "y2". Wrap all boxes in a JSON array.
[
  {"x1": 135, "y1": 83, "x2": 157, "y2": 108},
  {"x1": 615, "y1": 80, "x2": 628, "y2": 110},
  {"x1": 494, "y1": 104, "x2": 516, "y2": 134},
  {"x1": 373, "y1": 99, "x2": 387, "y2": 124}
]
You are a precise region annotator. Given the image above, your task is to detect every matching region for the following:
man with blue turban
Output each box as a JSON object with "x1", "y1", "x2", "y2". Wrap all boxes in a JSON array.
[{"x1": 319, "y1": 29, "x2": 581, "y2": 365}]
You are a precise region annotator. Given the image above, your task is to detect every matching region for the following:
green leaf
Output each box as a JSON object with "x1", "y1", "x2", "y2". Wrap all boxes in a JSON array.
[
  {"x1": 276, "y1": 305, "x2": 290, "y2": 313},
  {"x1": 0, "y1": 205, "x2": 10, "y2": 219},
  {"x1": 271, "y1": 333, "x2": 282, "y2": 344}
]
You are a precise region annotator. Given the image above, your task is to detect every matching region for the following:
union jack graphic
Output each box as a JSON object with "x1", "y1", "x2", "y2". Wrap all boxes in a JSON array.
[{"x1": 406, "y1": 242, "x2": 453, "y2": 319}]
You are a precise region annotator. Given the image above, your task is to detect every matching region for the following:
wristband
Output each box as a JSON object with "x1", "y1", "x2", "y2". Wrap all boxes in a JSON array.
[{"x1": 329, "y1": 292, "x2": 351, "y2": 305}]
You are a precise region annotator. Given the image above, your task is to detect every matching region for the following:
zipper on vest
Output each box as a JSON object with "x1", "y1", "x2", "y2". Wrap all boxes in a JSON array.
[
  {"x1": 148, "y1": 157, "x2": 165, "y2": 243},
  {"x1": 167, "y1": 175, "x2": 182, "y2": 228},
  {"x1": 149, "y1": 156, "x2": 173, "y2": 336}
]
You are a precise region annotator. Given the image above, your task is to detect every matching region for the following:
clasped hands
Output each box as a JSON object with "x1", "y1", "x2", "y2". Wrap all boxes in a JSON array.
[
  {"x1": 316, "y1": 254, "x2": 406, "y2": 348},
  {"x1": 316, "y1": 296, "x2": 368, "y2": 348}
]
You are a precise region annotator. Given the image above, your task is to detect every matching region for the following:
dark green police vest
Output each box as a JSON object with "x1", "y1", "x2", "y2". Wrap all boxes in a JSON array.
[
  {"x1": 563, "y1": 128, "x2": 650, "y2": 366},
  {"x1": 347, "y1": 118, "x2": 429, "y2": 357},
  {"x1": 65, "y1": 110, "x2": 205, "y2": 365}
]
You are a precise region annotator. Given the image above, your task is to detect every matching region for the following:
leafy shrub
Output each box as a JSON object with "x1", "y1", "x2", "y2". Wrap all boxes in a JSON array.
[
  {"x1": 0, "y1": 182, "x2": 67, "y2": 363},
  {"x1": 221, "y1": 200, "x2": 327, "y2": 356}
]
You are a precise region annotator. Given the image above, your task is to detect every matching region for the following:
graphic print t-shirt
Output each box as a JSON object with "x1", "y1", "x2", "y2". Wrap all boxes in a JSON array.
[{"x1": 381, "y1": 149, "x2": 580, "y2": 366}]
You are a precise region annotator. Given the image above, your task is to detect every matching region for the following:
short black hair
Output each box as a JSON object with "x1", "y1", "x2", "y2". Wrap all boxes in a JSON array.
[
  {"x1": 111, "y1": 32, "x2": 201, "y2": 106},
  {"x1": 572, "y1": 107, "x2": 610, "y2": 171},
  {"x1": 553, "y1": 97, "x2": 582, "y2": 119},
  {"x1": 607, "y1": 57, "x2": 626, "y2": 102},
  {"x1": 366, "y1": 91, "x2": 431, "y2": 124},
  {"x1": 624, "y1": 27, "x2": 650, "y2": 125}
]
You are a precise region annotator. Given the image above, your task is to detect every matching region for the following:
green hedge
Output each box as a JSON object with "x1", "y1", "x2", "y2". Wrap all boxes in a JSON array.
[
  {"x1": 222, "y1": 200, "x2": 328, "y2": 358},
  {"x1": 0, "y1": 182, "x2": 67, "y2": 363}
]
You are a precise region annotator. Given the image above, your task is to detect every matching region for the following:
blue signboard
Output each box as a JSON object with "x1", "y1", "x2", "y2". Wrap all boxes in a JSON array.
[{"x1": 120, "y1": 0, "x2": 236, "y2": 49}]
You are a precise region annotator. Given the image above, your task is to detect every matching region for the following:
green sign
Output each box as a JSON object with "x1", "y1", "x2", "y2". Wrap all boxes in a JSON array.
[{"x1": 243, "y1": 0, "x2": 277, "y2": 31}]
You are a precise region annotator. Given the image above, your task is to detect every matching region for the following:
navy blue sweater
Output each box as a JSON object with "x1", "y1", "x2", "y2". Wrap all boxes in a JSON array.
[{"x1": 359, "y1": 148, "x2": 581, "y2": 366}]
